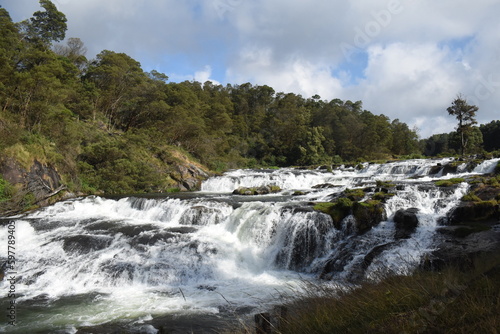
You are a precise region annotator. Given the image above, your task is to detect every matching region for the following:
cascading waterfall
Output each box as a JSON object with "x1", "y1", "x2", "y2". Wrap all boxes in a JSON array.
[{"x1": 0, "y1": 158, "x2": 498, "y2": 333}]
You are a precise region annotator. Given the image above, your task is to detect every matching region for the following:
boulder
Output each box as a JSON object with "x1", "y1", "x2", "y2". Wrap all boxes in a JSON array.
[
  {"x1": 62, "y1": 235, "x2": 113, "y2": 254},
  {"x1": 352, "y1": 200, "x2": 386, "y2": 234},
  {"x1": 179, "y1": 205, "x2": 224, "y2": 226},
  {"x1": 424, "y1": 229, "x2": 500, "y2": 271},
  {"x1": 447, "y1": 200, "x2": 499, "y2": 225},
  {"x1": 393, "y1": 208, "x2": 419, "y2": 239},
  {"x1": 232, "y1": 185, "x2": 281, "y2": 195},
  {"x1": 171, "y1": 163, "x2": 210, "y2": 191}
]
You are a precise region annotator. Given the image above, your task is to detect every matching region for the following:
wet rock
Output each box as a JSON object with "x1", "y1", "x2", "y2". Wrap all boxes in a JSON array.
[
  {"x1": 393, "y1": 208, "x2": 419, "y2": 239},
  {"x1": 232, "y1": 185, "x2": 281, "y2": 195},
  {"x1": 352, "y1": 200, "x2": 386, "y2": 234},
  {"x1": 425, "y1": 229, "x2": 500, "y2": 271},
  {"x1": 319, "y1": 242, "x2": 355, "y2": 279},
  {"x1": 447, "y1": 200, "x2": 499, "y2": 225},
  {"x1": 347, "y1": 242, "x2": 394, "y2": 281},
  {"x1": 85, "y1": 221, "x2": 157, "y2": 237},
  {"x1": 429, "y1": 164, "x2": 443, "y2": 175},
  {"x1": 275, "y1": 213, "x2": 334, "y2": 270},
  {"x1": 179, "y1": 206, "x2": 224, "y2": 225},
  {"x1": 132, "y1": 231, "x2": 177, "y2": 246},
  {"x1": 62, "y1": 235, "x2": 113, "y2": 254},
  {"x1": 312, "y1": 183, "x2": 336, "y2": 189}
]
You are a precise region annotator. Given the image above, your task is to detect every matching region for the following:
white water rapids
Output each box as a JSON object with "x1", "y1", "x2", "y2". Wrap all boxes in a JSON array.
[{"x1": 0, "y1": 158, "x2": 498, "y2": 333}]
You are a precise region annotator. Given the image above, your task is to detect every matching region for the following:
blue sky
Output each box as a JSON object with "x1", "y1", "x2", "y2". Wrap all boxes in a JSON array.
[{"x1": 2, "y1": 0, "x2": 500, "y2": 138}]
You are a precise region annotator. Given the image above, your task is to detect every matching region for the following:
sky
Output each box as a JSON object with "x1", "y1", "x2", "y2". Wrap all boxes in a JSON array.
[{"x1": 2, "y1": 0, "x2": 500, "y2": 138}]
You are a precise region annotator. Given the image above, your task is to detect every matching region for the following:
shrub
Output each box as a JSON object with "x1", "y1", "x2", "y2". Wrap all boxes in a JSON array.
[{"x1": 0, "y1": 176, "x2": 13, "y2": 203}]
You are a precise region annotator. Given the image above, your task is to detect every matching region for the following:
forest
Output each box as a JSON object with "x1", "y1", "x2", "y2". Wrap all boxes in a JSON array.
[{"x1": 0, "y1": 1, "x2": 499, "y2": 203}]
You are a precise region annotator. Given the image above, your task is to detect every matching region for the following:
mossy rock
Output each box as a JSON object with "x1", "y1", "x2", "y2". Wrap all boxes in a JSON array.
[
  {"x1": 314, "y1": 199, "x2": 353, "y2": 228},
  {"x1": 375, "y1": 180, "x2": 395, "y2": 188},
  {"x1": 292, "y1": 191, "x2": 307, "y2": 196},
  {"x1": 372, "y1": 192, "x2": 395, "y2": 202},
  {"x1": 344, "y1": 188, "x2": 366, "y2": 201},
  {"x1": 352, "y1": 200, "x2": 386, "y2": 234},
  {"x1": 462, "y1": 193, "x2": 482, "y2": 202},
  {"x1": 435, "y1": 178, "x2": 465, "y2": 187},
  {"x1": 449, "y1": 199, "x2": 499, "y2": 224},
  {"x1": 232, "y1": 185, "x2": 281, "y2": 195}
]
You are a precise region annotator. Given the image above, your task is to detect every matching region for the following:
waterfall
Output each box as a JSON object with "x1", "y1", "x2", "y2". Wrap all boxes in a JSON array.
[{"x1": 0, "y1": 158, "x2": 497, "y2": 333}]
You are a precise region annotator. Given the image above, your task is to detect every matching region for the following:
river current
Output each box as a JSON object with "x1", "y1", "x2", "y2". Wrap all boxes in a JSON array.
[{"x1": 0, "y1": 158, "x2": 498, "y2": 333}]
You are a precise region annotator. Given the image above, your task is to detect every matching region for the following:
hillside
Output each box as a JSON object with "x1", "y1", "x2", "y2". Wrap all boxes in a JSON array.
[{"x1": 1, "y1": 2, "x2": 499, "y2": 215}]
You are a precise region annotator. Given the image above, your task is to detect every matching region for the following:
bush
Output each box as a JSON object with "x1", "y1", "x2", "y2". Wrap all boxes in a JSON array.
[{"x1": 0, "y1": 176, "x2": 13, "y2": 203}]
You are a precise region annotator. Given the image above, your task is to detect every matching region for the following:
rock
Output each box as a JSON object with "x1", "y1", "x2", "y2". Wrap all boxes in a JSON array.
[
  {"x1": 429, "y1": 164, "x2": 443, "y2": 175},
  {"x1": 312, "y1": 183, "x2": 336, "y2": 189},
  {"x1": 0, "y1": 158, "x2": 67, "y2": 212},
  {"x1": 425, "y1": 229, "x2": 500, "y2": 271},
  {"x1": 447, "y1": 200, "x2": 499, "y2": 225},
  {"x1": 292, "y1": 191, "x2": 307, "y2": 196},
  {"x1": 352, "y1": 200, "x2": 386, "y2": 234},
  {"x1": 179, "y1": 205, "x2": 224, "y2": 226},
  {"x1": 347, "y1": 242, "x2": 395, "y2": 281},
  {"x1": 393, "y1": 208, "x2": 419, "y2": 239},
  {"x1": 232, "y1": 185, "x2": 281, "y2": 195},
  {"x1": 441, "y1": 163, "x2": 458, "y2": 175},
  {"x1": 62, "y1": 235, "x2": 113, "y2": 254},
  {"x1": 171, "y1": 163, "x2": 210, "y2": 191}
]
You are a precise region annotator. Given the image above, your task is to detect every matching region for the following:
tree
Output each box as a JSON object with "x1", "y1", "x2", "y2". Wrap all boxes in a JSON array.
[
  {"x1": 447, "y1": 94, "x2": 478, "y2": 156},
  {"x1": 480, "y1": 120, "x2": 500, "y2": 152},
  {"x1": 53, "y1": 37, "x2": 88, "y2": 71},
  {"x1": 19, "y1": 0, "x2": 67, "y2": 47}
]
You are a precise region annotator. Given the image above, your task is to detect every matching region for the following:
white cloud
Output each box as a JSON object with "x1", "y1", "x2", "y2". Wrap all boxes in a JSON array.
[
  {"x1": 194, "y1": 65, "x2": 220, "y2": 85},
  {"x1": 226, "y1": 48, "x2": 343, "y2": 98},
  {"x1": 4, "y1": 0, "x2": 500, "y2": 138}
]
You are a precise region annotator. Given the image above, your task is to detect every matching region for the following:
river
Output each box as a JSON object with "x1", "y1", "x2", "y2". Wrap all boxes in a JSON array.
[{"x1": 0, "y1": 158, "x2": 498, "y2": 333}]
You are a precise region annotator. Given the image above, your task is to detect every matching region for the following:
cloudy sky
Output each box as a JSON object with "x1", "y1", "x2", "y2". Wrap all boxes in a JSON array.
[{"x1": 3, "y1": 0, "x2": 500, "y2": 138}]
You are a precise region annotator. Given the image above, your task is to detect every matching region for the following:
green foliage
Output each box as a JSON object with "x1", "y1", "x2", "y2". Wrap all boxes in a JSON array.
[
  {"x1": 0, "y1": 176, "x2": 13, "y2": 202},
  {"x1": 446, "y1": 95, "x2": 480, "y2": 156},
  {"x1": 0, "y1": 4, "x2": 498, "y2": 201},
  {"x1": 21, "y1": 0, "x2": 67, "y2": 46},
  {"x1": 480, "y1": 120, "x2": 500, "y2": 152}
]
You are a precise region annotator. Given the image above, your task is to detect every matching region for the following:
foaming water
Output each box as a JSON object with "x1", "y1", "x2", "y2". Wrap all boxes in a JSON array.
[{"x1": 0, "y1": 158, "x2": 497, "y2": 333}]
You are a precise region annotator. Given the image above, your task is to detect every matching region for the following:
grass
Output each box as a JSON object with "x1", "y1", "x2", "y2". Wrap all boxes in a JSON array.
[{"x1": 225, "y1": 255, "x2": 500, "y2": 334}]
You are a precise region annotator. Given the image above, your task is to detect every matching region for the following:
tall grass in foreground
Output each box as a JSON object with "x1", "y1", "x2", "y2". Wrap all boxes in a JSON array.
[{"x1": 224, "y1": 255, "x2": 500, "y2": 334}]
